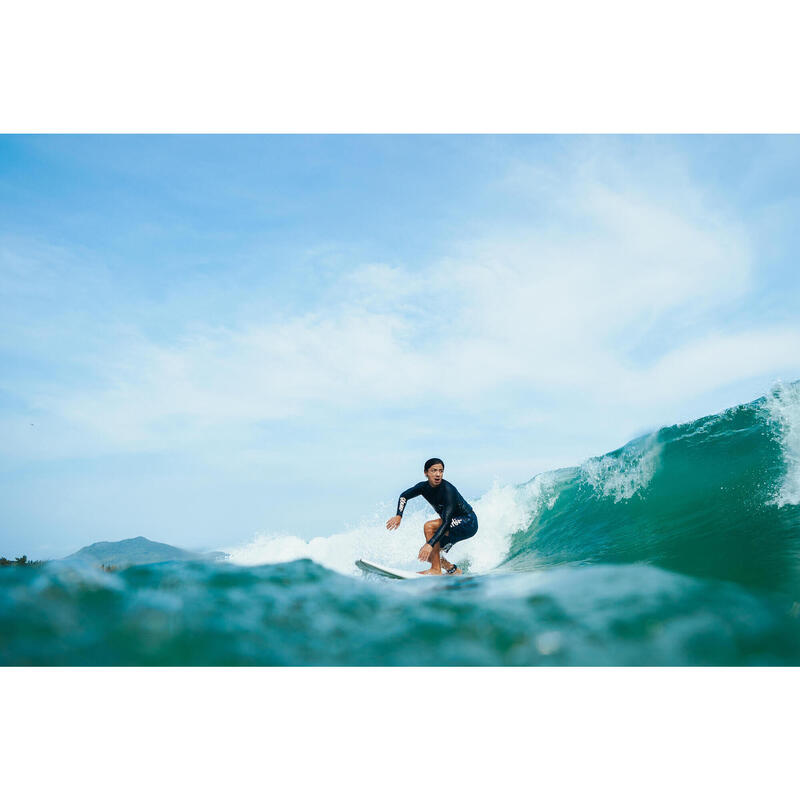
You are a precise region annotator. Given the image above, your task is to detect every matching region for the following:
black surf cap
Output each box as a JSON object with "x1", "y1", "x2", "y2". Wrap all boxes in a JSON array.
[{"x1": 424, "y1": 458, "x2": 444, "y2": 472}]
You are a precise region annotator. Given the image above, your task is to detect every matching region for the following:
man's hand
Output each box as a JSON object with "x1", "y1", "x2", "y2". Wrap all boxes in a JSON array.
[
  {"x1": 386, "y1": 515, "x2": 402, "y2": 530},
  {"x1": 418, "y1": 543, "x2": 433, "y2": 562}
]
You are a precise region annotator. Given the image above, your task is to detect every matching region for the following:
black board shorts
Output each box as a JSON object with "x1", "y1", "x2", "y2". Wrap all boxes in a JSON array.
[{"x1": 439, "y1": 512, "x2": 478, "y2": 553}]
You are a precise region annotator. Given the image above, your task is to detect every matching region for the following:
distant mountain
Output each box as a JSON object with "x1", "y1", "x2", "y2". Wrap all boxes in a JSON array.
[{"x1": 62, "y1": 536, "x2": 229, "y2": 568}]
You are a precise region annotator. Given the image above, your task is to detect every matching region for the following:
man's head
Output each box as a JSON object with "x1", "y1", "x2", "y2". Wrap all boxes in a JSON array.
[{"x1": 424, "y1": 458, "x2": 444, "y2": 487}]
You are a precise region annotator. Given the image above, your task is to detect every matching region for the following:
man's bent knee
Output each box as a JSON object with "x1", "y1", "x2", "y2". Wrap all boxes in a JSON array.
[{"x1": 424, "y1": 519, "x2": 442, "y2": 540}]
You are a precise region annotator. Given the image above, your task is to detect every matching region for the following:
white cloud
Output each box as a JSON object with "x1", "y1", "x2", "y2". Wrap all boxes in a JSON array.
[
  {"x1": 635, "y1": 327, "x2": 800, "y2": 404},
  {"x1": 10, "y1": 156, "x2": 800, "y2": 461}
]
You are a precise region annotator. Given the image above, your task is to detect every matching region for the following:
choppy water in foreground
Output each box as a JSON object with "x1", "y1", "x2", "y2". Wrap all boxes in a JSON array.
[
  {"x1": 3, "y1": 382, "x2": 800, "y2": 666},
  {"x1": 3, "y1": 558, "x2": 800, "y2": 665}
]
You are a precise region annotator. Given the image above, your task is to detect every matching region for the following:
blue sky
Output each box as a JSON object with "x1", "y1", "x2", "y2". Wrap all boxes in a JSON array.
[{"x1": 2, "y1": 135, "x2": 800, "y2": 559}]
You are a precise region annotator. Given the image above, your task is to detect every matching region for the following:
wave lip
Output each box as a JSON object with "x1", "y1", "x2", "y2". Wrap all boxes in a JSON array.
[
  {"x1": 764, "y1": 380, "x2": 800, "y2": 507},
  {"x1": 580, "y1": 432, "x2": 661, "y2": 502}
]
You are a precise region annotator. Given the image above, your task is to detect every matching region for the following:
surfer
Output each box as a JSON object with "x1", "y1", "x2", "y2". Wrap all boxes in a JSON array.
[{"x1": 385, "y1": 458, "x2": 478, "y2": 575}]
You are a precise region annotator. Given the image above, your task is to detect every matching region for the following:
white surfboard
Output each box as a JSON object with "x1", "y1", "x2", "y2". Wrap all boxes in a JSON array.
[{"x1": 355, "y1": 558, "x2": 426, "y2": 580}]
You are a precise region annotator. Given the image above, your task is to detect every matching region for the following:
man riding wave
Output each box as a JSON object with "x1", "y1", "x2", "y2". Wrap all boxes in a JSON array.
[{"x1": 385, "y1": 458, "x2": 478, "y2": 575}]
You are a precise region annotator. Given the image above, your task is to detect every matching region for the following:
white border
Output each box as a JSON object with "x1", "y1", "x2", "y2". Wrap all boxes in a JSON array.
[
  {"x1": 3, "y1": 1, "x2": 800, "y2": 132},
  {"x1": 2, "y1": 668, "x2": 797, "y2": 799}
]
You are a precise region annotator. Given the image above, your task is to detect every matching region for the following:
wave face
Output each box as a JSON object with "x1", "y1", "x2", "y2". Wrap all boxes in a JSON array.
[
  {"x1": 503, "y1": 382, "x2": 800, "y2": 597},
  {"x1": 2, "y1": 383, "x2": 800, "y2": 666}
]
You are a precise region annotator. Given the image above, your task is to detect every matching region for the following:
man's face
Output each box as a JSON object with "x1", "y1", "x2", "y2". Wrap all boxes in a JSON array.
[{"x1": 425, "y1": 463, "x2": 444, "y2": 487}]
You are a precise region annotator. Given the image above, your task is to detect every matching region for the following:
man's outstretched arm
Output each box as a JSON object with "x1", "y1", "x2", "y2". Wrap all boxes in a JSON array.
[{"x1": 386, "y1": 483, "x2": 424, "y2": 530}]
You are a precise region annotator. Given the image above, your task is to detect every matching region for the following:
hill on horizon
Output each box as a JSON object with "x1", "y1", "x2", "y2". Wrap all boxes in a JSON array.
[{"x1": 62, "y1": 536, "x2": 229, "y2": 567}]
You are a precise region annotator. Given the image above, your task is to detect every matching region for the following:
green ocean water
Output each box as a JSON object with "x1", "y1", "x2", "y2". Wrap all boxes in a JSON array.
[{"x1": 2, "y1": 383, "x2": 800, "y2": 666}]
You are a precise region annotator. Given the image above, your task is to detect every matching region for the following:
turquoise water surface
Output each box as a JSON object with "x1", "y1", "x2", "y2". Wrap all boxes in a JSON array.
[{"x1": 3, "y1": 383, "x2": 800, "y2": 666}]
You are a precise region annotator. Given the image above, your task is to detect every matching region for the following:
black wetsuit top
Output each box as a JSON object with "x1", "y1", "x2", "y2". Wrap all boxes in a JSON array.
[{"x1": 396, "y1": 479, "x2": 475, "y2": 547}]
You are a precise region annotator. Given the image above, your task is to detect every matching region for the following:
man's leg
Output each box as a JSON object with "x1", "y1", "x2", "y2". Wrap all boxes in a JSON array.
[
  {"x1": 439, "y1": 554, "x2": 462, "y2": 575},
  {"x1": 419, "y1": 518, "x2": 443, "y2": 575}
]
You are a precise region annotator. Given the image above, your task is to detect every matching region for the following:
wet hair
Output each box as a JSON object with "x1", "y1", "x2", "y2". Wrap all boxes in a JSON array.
[{"x1": 424, "y1": 458, "x2": 444, "y2": 472}]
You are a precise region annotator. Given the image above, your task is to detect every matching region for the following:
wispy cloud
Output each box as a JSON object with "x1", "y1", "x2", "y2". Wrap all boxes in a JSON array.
[{"x1": 6, "y1": 148, "x2": 797, "y2": 467}]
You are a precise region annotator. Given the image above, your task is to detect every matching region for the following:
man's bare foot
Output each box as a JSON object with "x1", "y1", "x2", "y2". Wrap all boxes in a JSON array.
[
  {"x1": 440, "y1": 557, "x2": 462, "y2": 575},
  {"x1": 417, "y1": 567, "x2": 443, "y2": 575}
]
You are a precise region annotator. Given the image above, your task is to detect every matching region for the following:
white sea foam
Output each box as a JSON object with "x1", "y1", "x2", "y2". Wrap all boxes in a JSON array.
[
  {"x1": 461, "y1": 473, "x2": 558, "y2": 572},
  {"x1": 580, "y1": 433, "x2": 661, "y2": 502},
  {"x1": 226, "y1": 514, "x2": 423, "y2": 577},
  {"x1": 764, "y1": 381, "x2": 800, "y2": 507},
  {"x1": 226, "y1": 474, "x2": 560, "y2": 576}
]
